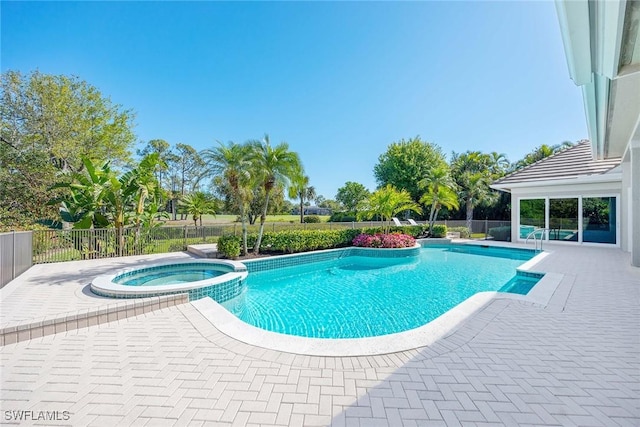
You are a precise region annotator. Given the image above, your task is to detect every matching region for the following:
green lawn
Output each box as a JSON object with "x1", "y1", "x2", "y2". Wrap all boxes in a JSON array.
[{"x1": 169, "y1": 214, "x2": 331, "y2": 225}]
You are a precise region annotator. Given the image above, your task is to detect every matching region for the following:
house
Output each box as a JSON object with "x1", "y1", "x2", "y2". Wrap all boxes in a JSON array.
[
  {"x1": 492, "y1": 0, "x2": 639, "y2": 266},
  {"x1": 291, "y1": 206, "x2": 333, "y2": 216}
]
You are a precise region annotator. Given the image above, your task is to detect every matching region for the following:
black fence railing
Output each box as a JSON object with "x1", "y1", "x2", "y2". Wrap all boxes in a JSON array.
[{"x1": 28, "y1": 220, "x2": 512, "y2": 265}]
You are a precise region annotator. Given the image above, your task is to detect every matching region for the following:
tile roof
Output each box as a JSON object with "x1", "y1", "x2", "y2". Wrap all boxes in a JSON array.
[{"x1": 493, "y1": 140, "x2": 621, "y2": 188}]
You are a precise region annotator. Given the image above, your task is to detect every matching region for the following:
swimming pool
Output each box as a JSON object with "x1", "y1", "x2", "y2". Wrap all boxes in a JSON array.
[
  {"x1": 91, "y1": 260, "x2": 247, "y2": 300},
  {"x1": 114, "y1": 263, "x2": 226, "y2": 286},
  {"x1": 222, "y1": 245, "x2": 542, "y2": 339}
]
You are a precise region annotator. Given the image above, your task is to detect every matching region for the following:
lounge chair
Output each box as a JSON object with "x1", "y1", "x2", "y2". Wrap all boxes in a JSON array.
[
  {"x1": 392, "y1": 217, "x2": 404, "y2": 226},
  {"x1": 407, "y1": 219, "x2": 419, "y2": 226}
]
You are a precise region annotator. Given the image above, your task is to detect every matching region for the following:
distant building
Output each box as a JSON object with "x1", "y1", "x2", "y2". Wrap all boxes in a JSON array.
[{"x1": 291, "y1": 206, "x2": 332, "y2": 216}]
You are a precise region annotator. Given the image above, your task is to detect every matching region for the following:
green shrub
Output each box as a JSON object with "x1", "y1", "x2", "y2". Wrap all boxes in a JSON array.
[
  {"x1": 430, "y1": 224, "x2": 447, "y2": 238},
  {"x1": 259, "y1": 229, "x2": 360, "y2": 254},
  {"x1": 328, "y1": 211, "x2": 356, "y2": 222},
  {"x1": 217, "y1": 234, "x2": 241, "y2": 259},
  {"x1": 447, "y1": 226, "x2": 470, "y2": 238},
  {"x1": 303, "y1": 215, "x2": 321, "y2": 223},
  {"x1": 488, "y1": 226, "x2": 511, "y2": 241}
]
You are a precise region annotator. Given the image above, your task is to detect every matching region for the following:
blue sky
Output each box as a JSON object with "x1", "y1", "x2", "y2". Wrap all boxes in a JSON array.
[{"x1": 1, "y1": 1, "x2": 587, "y2": 200}]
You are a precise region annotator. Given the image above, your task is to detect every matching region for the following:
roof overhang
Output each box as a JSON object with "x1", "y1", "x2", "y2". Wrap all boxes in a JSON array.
[
  {"x1": 491, "y1": 171, "x2": 623, "y2": 193},
  {"x1": 555, "y1": 0, "x2": 639, "y2": 160}
]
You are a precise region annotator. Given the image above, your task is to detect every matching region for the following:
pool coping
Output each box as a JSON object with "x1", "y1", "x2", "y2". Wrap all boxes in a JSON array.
[
  {"x1": 90, "y1": 259, "x2": 248, "y2": 298},
  {"x1": 192, "y1": 243, "x2": 562, "y2": 356},
  {"x1": 0, "y1": 293, "x2": 189, "y2": 346}
]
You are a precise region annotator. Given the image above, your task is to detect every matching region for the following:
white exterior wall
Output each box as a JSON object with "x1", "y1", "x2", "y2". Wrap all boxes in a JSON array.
[
  {"x1": 510, "y1": 179, "x2": 622, "y2": 246},
  {"x1": 630, "y1": 139, "x2": 640, "y2": 266}
]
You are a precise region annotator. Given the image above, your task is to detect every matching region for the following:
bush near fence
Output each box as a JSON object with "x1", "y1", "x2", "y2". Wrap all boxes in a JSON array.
[{"x1": 488, "y1": 226, "x2": 512, "y2": 242}]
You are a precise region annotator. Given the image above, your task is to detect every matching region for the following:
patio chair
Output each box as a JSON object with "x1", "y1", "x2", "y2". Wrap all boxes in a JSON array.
[
  {"x1": 407, "y1": 219, "x2": 419, "y2": 226},
  {"x1": 392, "y1": 217, "x2": 404, "y2": 226}
]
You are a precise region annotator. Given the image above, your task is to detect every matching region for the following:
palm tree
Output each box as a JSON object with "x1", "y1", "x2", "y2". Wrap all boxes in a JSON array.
[
  {"x1": 250, "y1": 135, "x2": 302, "y2": 254},
  {"x1": 201, "y1": 142, "x2": 254, "y2": 256},
  {"x1": 418, "y1": 165, "x2": 456, "y2": 231},
  {"x1": 420, "y1": 186, "x2": 459, "y2": 233},
  {"x1": 514, "y1": 141, "x2": 573, "y2": 170},
  {"x1": 179, "y1": 192, "x2": 217, "y2": 228},
  {"x1": 458, "y1": 172, "x2": 497, "y2": 231},
  {"x1": 288, "y1": 174, "x2": 315, "y2": 224},
  {"x1": 358, "y1": 185, "x2": 422, "y2": 234}
]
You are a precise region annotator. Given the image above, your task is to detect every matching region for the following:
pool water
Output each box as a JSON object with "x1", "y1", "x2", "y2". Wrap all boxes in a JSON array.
[
  {"x1": 222, "y1": 246, "x2": 540, "y2": 339},
  {"x1": 115, "y1": 265, "x2": 225, "y2": 286}
]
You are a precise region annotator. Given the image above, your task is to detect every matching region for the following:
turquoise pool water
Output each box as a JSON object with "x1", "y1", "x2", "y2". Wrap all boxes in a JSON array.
[
  {"x1": 114, "y1": 264, "x2": 225, "y2": 286},
  {"x1": 222, "y1": 245, "x2": 540, "y2": 339}
]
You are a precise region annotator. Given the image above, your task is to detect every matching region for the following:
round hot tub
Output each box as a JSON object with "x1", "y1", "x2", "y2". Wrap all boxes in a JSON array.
[{"x1": 91, "y1": 259, "x2": 248, "y2": 302}]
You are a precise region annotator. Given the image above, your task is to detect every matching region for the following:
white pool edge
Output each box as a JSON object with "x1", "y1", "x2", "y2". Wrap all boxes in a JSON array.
[{"x1": 91, "y1": 259, "x2": 248, "y2": 297}]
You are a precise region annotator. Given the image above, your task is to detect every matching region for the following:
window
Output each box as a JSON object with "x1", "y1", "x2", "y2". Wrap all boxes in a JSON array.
[
  {"x1": 549, "y1": 198, "x2": 578, "y2": 242},
  {"x1": 519, "y1": 199, "x2": 545, "y2": 239},
  {"x1": 583, "y1": 197, "x2": 617, "y2": 244},
  {"x1": 518, "y1": 195, "x2": 618, "y2": 245}
]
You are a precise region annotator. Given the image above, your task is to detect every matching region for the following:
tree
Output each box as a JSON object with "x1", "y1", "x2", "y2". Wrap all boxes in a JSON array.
[
  {"x1": 137, "y1": 139, "x2": 171, "y2": 192},
  {"x1": 202, "y1": 142, "x2": 254, "y2": 256},
  {"x1": 418, "y1": 165, "x2": 457, "y2": 231},
  {"x1": 247, "y1": 185, "x2": 286, "y2": 224},
  {"x1": 373, "y1": 137, "x2": 447, "y2": 202},
  {"x1": 48, "y1": 157, "x2": 112, "y2": 230},
  {"x1": 249, "y1": 135, "x2": 302, "y2": 254},
  {"x1": 458, "y1": 172, "x2": 497, "y2": 231},
  {"x1": 450, "y1": 151, "x2": 505, "y2": 229},
  {"x1": 179, "y1": 192, "x2": 217, "y2": 227},
  {"x1": 335, "y1": 181, "x2": 370, "y2": 214},
  {"x1": 288, "y1": 174, "x2": 315, "y2": 223},
  {"x1": 357, "y1": 185, "x2": 422, "y2": 234},
  {"x1": 49, "y1": 154, "x2": 166, "y2": 256},
  {"x1": 167, "y1": 143, "x2": 206, "y2": 220},
  {"x1": 318, "y1": 199, "x2": 341, "y2": 211},
  {"x1": 513, "y1": 141, "x2": 573, "y2": 170},
  {"x1": 420, "y1": 186, "x2": 459, "y2": 233},
  {"x1": 1, "y1": 70, "x2": 136, "y2": 226}
]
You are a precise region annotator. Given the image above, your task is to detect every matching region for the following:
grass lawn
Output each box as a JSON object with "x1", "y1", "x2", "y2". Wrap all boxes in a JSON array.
[{"x1": 169, "y1": 214, "x2": 331, "y2": 225}]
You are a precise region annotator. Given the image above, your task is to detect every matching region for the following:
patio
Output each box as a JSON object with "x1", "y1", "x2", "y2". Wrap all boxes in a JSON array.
[{"x1": 1, "y1": 243, "x2": 638, "y2": 426}]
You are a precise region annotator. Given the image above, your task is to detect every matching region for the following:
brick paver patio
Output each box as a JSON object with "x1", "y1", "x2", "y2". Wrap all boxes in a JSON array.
[{"x1": 1, "y1": 244, "x2": 638, "y2": 426}]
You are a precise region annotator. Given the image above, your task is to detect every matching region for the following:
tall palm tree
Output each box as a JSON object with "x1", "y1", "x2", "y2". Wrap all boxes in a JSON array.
[
  {"x1": 201, "y1": 142, "x2": 254, "y2": 256},
  {"x1": 418, "y1": 165, "x2": 456, "y2": 231},
  {"x1": 358, "y1": 185, "x2": 422, "y2": 234},
  {"x1": 288, "y1": 174, "x2": 315, "y2": 224},
  {"x1": 450, "y1": 151, "x2": 504, "y2": 231},
  {"x1": 458, "y1": 172, "x2": 497, "y2": 231},
  {"x1": 250, "y1": 135, "x2": 302, "y2": 254},
  {"x1": 420, "y1": 186, "x2": 459, "y2": 233}
]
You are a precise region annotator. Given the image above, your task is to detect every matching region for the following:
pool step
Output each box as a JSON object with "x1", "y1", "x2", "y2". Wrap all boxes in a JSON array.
[
  {"x1": 0, "y1": 294, "x2": 189, "y2": 346},
  {"x1": 187, "y1": 244, "x2": 219, "y2": 258}
]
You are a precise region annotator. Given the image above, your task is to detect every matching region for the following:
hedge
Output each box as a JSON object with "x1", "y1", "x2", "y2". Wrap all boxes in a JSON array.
[
  {"x1": 488, "y1": 225, "x2": 511, "y2": 242},
  {"x1": 217, "y1": 225, "x2": 446, "y2": 259}
]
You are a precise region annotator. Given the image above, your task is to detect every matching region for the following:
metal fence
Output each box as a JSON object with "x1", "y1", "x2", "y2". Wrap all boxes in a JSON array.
[
  {"x1": 1, "y1": 231, "x2": 33, "y2": 288},
  {"x1": 25, "y1": 219, "x2": 512, "y2": 265},
  {"x1": 30, "y1": 222, "x2": 377, "y2": 264},
  {"x1": 434, "y1": 219, "x2": 512, "y2": 240}
]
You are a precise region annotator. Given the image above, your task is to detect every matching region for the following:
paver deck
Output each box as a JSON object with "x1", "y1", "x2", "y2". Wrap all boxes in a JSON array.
[{"x1": 1, "y1": 244, "x2": 638, "y2": 426}]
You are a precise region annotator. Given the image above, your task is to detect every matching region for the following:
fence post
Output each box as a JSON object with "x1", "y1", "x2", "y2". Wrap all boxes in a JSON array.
[
  {"x1": 183, "y1": 225, "x2": 187, "y2": 249},
  {"x1": 484, "y1": 218, "x2": 488, "y2": 240},
  {"x1": 12, "y1": 230, "x2": 16, "y2": 280}
]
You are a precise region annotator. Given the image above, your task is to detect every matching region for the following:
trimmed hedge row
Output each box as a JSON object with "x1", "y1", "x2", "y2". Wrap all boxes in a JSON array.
[{"x1": 217, "y1": 224, "x2": 449, "y2": 258}]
